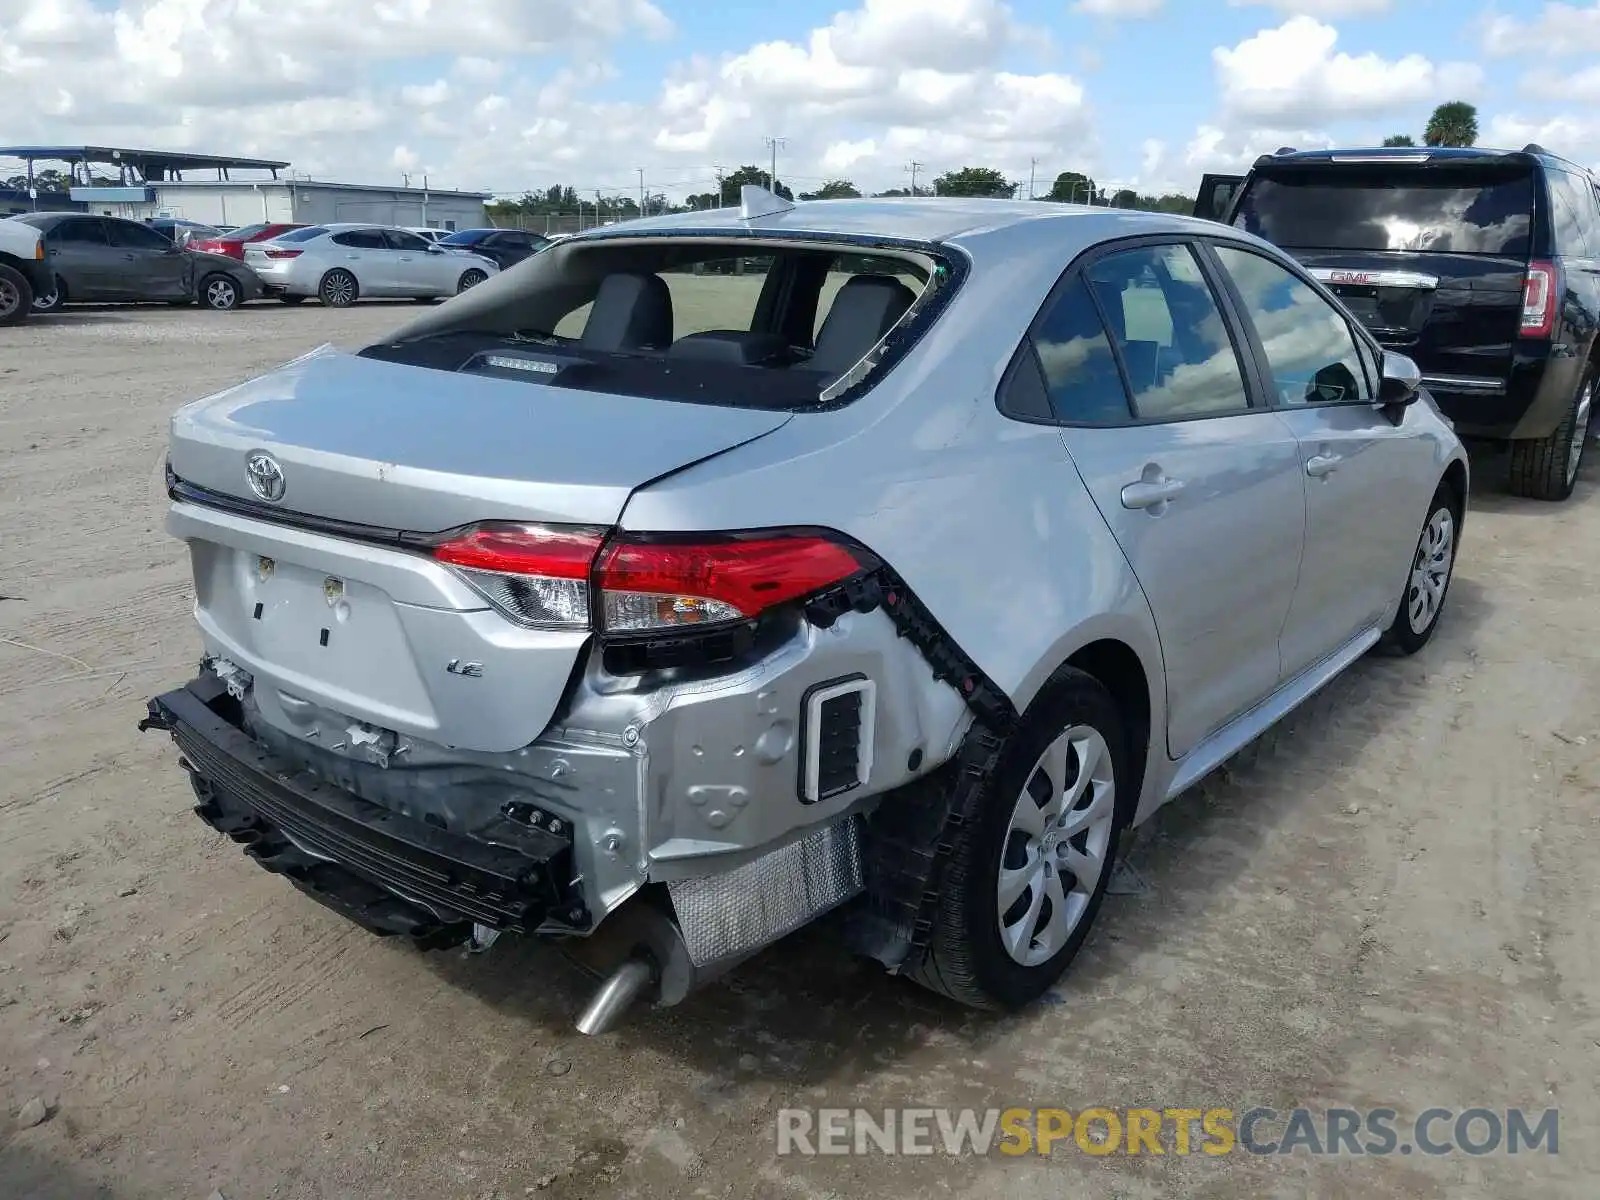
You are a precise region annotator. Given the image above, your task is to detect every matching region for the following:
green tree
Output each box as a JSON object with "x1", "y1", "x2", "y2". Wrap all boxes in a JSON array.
[
  {"x1": 3, "y1": 168, "x2": 69, "y2": 192},
  {"x1": 1109, "y1": 188, "x2": 1140, "y2": 208},
  {"x1": 799, "y1": 178, "x2": 861, "y2": 200},
  {"x1": 720, "y1": 164, "x2": 795, "y2": 201},
  {"x1": 1423, "y1": 101, "x2": 1478, "y2": 148},
  {"x1": 1043, "y1": 170, "x2": 1097, "y2": 203},
  {"x1": 932, "y1": 166, "x2": 1015, "y2": 198},
  {"x1": 1382, "y1": 134, "x2": 1416, "y2": 147}
]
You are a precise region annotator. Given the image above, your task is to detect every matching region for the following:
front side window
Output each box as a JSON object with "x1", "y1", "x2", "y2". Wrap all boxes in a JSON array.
[
  {"x1": 1214, "y1": 245, "x2": 1374, "y2": 406},
  {"x1": 48, "y1": 219, "x2": 108, "y2": 246},
  {"x1": 1083, "y1": 243, "x2": 1251, "y2": 420},
  {"x1": 385, "y1": 230, "x2": 432, "y2": 252}
]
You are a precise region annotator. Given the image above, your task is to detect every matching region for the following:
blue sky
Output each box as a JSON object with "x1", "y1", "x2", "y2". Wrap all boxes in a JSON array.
[{"x1": 2, "y1": 0, "x2": 1596, "y2": 202}]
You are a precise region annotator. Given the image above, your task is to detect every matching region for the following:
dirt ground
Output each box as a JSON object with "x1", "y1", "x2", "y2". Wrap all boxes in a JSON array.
[{"x1": 1, "y1": 301, "x2": 1596, "y2": 1200}]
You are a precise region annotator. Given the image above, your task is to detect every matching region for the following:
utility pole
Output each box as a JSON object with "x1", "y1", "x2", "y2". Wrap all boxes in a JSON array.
[
  {"x1": 713, "y1": 164, "x2": 725, "y2": 207},
  {"x1": 422, "y1": 174, "x2": 429, "y2": 227},
  {"x1": 763, "y1": 137, "x2": 788, "y2": 192},
  {"x1": 1028, "y1": 158, "x2": 1038, "y2": 200},
  {"x1": 401, "y1": 172, "x2": 411, "y2": 188},
  {"x1": 906, "y1": 160, "x2": 923, "y2": 196},
  {"x1": 637, "y1": 168, "x2": 645, "y2": 215}
]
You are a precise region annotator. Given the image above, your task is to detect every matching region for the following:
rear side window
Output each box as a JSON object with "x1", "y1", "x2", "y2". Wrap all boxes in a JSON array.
[
  {"x1": 1547, "y1": 169, "x2": 1598, "y2": 257},
  {"x1": 275, "y1": 226, "x2": 328, "y2": 243},
  {"x1": 1234, "y1": 168, "x2": 1535, "y2": 256},
  {"x1": 1026, "y1": 276, "x2": 1130, "y2": 424},
  {"x1": 333, "y1": 229, "x2": 388, "y2": 249},
  {"x1": 1083, "y1": 243, "x2": 1251, "y2": 421}
]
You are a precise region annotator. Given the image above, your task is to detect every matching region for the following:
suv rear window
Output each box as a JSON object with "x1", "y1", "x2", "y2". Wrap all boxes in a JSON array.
[
  {"x1": 363, "y1": 237, "x2": 951, "y2": 410},
  {"x1": 1234, "y1": 167, "x2": 1536, "y2": 256}
]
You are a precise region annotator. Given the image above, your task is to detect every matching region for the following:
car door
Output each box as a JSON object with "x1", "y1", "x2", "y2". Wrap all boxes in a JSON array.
[
  {"x1": 104, "y1": 218, "x2": 190, "y2": 300},
  {"x1": 329, "y1": 228, "x2": 391, "y2": 293},
  {"x1": 383, "y1": 228, "x2": 448, "y2": 294},
  {"x1": 1193, "y1": 174, "x2": 1245, "y2": 222},
  {"x1": 43, "y1": 217, "x2": 117, "y2": 299},
  {"x1": 1019, "y1": 240, "x2": 1308, "y2": 758},
  {"x1": 1207, "y1": 241, "x2": 1439, "y2": 678}
]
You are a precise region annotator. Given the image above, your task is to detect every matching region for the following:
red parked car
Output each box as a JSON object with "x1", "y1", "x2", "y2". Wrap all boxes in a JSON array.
[{"x1": 187, "y1": 222, "x2": 307, "y2": 260}]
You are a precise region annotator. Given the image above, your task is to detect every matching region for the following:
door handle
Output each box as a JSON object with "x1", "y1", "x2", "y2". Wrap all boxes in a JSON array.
[
  {"x1": 1120, "y1": 477, "x2": 1186, "y2": 510},
  {"x1": 1305, "y1": 453, "x2": 1342, "y2": 478}
]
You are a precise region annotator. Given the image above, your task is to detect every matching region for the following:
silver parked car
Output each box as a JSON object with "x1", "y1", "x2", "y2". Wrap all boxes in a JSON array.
[
  {"x1": 244, "y1": 222, "x2": 499, "y2": 307},
  {"x1": 143, "y1": 190, "x2": 1468, "y2": 1032}
]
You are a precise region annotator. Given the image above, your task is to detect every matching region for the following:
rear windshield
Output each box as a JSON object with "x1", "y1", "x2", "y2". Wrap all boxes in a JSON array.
[
  {"x1": 1234, "y1": 167, "x2": 1536, "y2": 256},
  {"x1": 274, "y1": 225, "x2": 328, "y2": 243},
  {"x1": 360, "y1": 236, "x2": 953, "y2": 410},
  {"x1": 220, "y1": 222, "x2": 271, "y2": 241}
]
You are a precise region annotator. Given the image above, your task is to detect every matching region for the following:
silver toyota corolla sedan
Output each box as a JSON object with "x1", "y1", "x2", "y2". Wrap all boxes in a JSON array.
[
  {"x1": 143, "y1": 189, "x2": 1468, "y2": 1033},
  {"x1": 244, "y1": 222, "x2": 499, "y2": 307}
]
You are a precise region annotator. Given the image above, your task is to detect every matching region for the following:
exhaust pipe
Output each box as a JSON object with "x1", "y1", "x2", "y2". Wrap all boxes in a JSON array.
[{"x1": 574, "y1": 956, "x2": 655, "y2": 1036}]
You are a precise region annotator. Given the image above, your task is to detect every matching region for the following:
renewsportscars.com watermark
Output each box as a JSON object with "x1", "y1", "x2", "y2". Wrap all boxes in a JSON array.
[{"x1": 776, "y1": 1107, "x2": 1559, "y2": 1158}]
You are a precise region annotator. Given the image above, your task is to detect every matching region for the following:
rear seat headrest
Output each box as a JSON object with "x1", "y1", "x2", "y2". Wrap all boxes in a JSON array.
[
  {"x1": 580, "y1": 272, "x2": 673, "y2": 351},
  {"x1": 810, "y1": 274, "x2": 918, "y2": 374}
]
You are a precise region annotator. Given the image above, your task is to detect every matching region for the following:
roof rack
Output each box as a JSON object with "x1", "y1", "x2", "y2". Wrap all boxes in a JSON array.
[
  {"x1": 1273, "y1": 146, "x2": 1298, "y2": 155},
  {"x1": 1521, "y1": 143, "x2": 1550, "y2": 155}
]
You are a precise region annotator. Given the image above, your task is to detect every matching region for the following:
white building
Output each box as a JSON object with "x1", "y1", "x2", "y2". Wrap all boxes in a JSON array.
[{"x1": 0, "y1": 145, "x2": 489, "y2": 232}]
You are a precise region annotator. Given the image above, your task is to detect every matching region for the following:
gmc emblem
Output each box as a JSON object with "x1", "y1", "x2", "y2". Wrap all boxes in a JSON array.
[{"x1": 1329, "y1": 271, "x2": 1377, "y2": 285}]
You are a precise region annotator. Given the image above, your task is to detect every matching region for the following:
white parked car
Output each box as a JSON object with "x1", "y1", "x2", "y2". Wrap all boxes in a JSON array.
[{"x1": 245, "y1": 223, "x2": 499, "y2": 307}]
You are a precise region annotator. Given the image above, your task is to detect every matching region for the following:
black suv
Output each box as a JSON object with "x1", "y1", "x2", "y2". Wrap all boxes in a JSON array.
[
  {"x1": 435, "y1": 227, "x2": 551, "y2": 272},
  {"x1": 1197, "y1": 146, "x2": 1599, "y2": 501}
]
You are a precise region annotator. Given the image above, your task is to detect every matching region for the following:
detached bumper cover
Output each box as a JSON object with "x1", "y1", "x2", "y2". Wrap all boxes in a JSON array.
[{"x1": 143, "y1": 676, "x2": 574, "y2": 945}]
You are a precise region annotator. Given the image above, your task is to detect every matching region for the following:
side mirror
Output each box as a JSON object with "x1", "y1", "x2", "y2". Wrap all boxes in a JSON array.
[
  {"x1": 1376, "y1": 350, "x2": 1422, "y2": 407},
  {"x1": 426, "y1": 244, "x2": 443, "y2": 253}
]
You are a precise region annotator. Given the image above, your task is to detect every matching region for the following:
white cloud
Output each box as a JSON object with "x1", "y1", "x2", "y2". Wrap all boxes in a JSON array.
[
  {"x1": 1520, "y1": 63, "x2": 1600, "y2": 104},
  {"x1": 1214, "y1": 17, "x2": 1482, "y2": 124},
  {"x1": 1481, "y1": 3, "x2": 1600, "y2": 57},
  {"x1": 1484, "y1": 113, "x2": 1600, "y2": 169},
  {"x1": 1228, "y1": 0, "x2": 1391, "y2": 15},
  {"x1": 1071, "y1": 0, "x2": 1165, "y2": 17}
]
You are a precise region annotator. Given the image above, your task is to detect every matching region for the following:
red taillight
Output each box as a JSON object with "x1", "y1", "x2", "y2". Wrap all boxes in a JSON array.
[
  {"x1": 429, "y1": 524, "x2": 867, "y2": 633},
  {"x1": 264, "y1": 248, "x2": 302, "y2": 259},
  {"x1": 594, "y1": 533, "x2": 865, "y2": 632},
  {"x1": 432, "y1": 525, "x2": 604, "y2": 628},
  {"x1": 1521, "y1": 260, "x2": 1560, "y2": 338}
]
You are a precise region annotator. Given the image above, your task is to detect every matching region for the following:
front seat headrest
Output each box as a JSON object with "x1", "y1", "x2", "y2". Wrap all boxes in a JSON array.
[
  {"x1": 580, "y1": 272, "x2": 673, "y2": 351},
  {"x1": 810, "y1": 274, "x2": 918, "y2": 374}
]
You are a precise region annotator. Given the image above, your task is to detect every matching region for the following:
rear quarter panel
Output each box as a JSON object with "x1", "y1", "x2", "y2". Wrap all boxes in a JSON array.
[{"x1": 618, "y1": 221, "x2": 1168, "y2": 785}]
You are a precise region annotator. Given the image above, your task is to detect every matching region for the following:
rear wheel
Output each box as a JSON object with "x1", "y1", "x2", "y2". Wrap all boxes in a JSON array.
[
  {"x1": 200, "y1": 273, "x2": 241, "y2": 311},
  {"x1": 318, "y1": 269, "x2": 358, "y2": 308},
  {"x1": 1380, "y1": 481, "x2": 1460, "y2": 656},
  {"x1": 907, "y1": 669, "x2": 1126, "y2": 1009},
  {"x1": 0, "y1": 264, "x2": 32, "y2": 326},
  {"x1": 457, "y1": 268, "x2": 487, "y2": 294},
  {"x1": 1507, "y1": 370, "x2": 1593, "y2": 501}
]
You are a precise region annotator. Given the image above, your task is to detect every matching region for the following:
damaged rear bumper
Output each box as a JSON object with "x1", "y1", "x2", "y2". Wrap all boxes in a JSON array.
[{"x1": 143, "y1": 674, "x2": 579, "y2": 946}]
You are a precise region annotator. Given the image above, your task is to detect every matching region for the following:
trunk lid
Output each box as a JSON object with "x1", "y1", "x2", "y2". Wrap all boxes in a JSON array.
[
  {"x1": 167, "y1": 346, "x2": 792, "y2": 754},
  {"x1": 169, "y1": 345, "x2": 792, "y2": 530}
]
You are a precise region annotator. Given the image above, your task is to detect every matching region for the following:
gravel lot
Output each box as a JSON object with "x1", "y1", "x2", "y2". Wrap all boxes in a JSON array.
[{"x1": 1, "y1": 301, "x2": 1597, "y2": 1199}]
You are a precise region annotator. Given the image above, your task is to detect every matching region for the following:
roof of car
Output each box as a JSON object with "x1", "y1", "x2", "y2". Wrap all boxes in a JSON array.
[{"x1": 566, "y1": 197, "x2": 1201, "y2": 247}]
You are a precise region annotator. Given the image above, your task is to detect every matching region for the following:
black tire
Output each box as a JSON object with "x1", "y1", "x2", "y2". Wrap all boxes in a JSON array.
[
  {"x1": 1380, "y1": 480, "x2": 1461, "y2": 656},
  {"x1": 31, "y1": 275, "x2": 64, "y2": 313},
  {"x1": 1507, "y1": 368, "x2": 1594, "y2": 501},
  {"x1": 0, "y1": 263, "x2": 32, "y2": 326},
  {"x1": 906, "y1": 668, "x2": 1128, "y2": 1009},
  {"x1": 199, "y1": 273, "x2": 241, "y2": 311},
  {"x1": 457, "y1": 268, "x2": 487, "y2": 294},
  {"x1": 278, "y1": 295, "x2": 307, "y2": 306},
  {"x1": 318, "y1": 269, "x2": 358, "y2": 308}
]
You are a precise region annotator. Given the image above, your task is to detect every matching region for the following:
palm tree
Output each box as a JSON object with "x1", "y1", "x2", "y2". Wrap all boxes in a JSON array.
[{"x1": 1423, "y1": 102, "x2": 1478, "y2": 148}]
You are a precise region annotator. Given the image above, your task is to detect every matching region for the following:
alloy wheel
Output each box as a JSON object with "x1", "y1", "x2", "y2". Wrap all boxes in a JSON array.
[
  {"x1": 1566, "y1": 380, "x2": 1593, "y2": 487},
  {"x1": 1406, "y1": 506, "x2": 1455, "y2": 635},
  {"x1": 996, "y1": 724, "x2": 1116, "y2": 968},
  {"x1": 322, "y1": 273, "x2": 355, "y2": 306},
  {"x1": 205, "y1": 278, "x2": 237, "y2": 310},
  {"x1": 33, "y1": 283, "x2": 61, "y2": 312}
]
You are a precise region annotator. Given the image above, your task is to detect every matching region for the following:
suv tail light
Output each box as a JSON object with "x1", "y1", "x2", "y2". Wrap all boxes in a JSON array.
[
  {"x1": 263, "y1": 248, "x2": 302, "y2": 259},
  {"x1": 430, "y1": 524, "x2": 869, "y2": 634},
  {"x1": 1521, "y1": 260, "x2": 1560, "y2": 338}
]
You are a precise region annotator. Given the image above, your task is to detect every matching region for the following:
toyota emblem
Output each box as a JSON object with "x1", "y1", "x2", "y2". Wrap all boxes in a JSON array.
[{"x1": 246, "y1": 451, "x2": 286, "y2": 502}]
